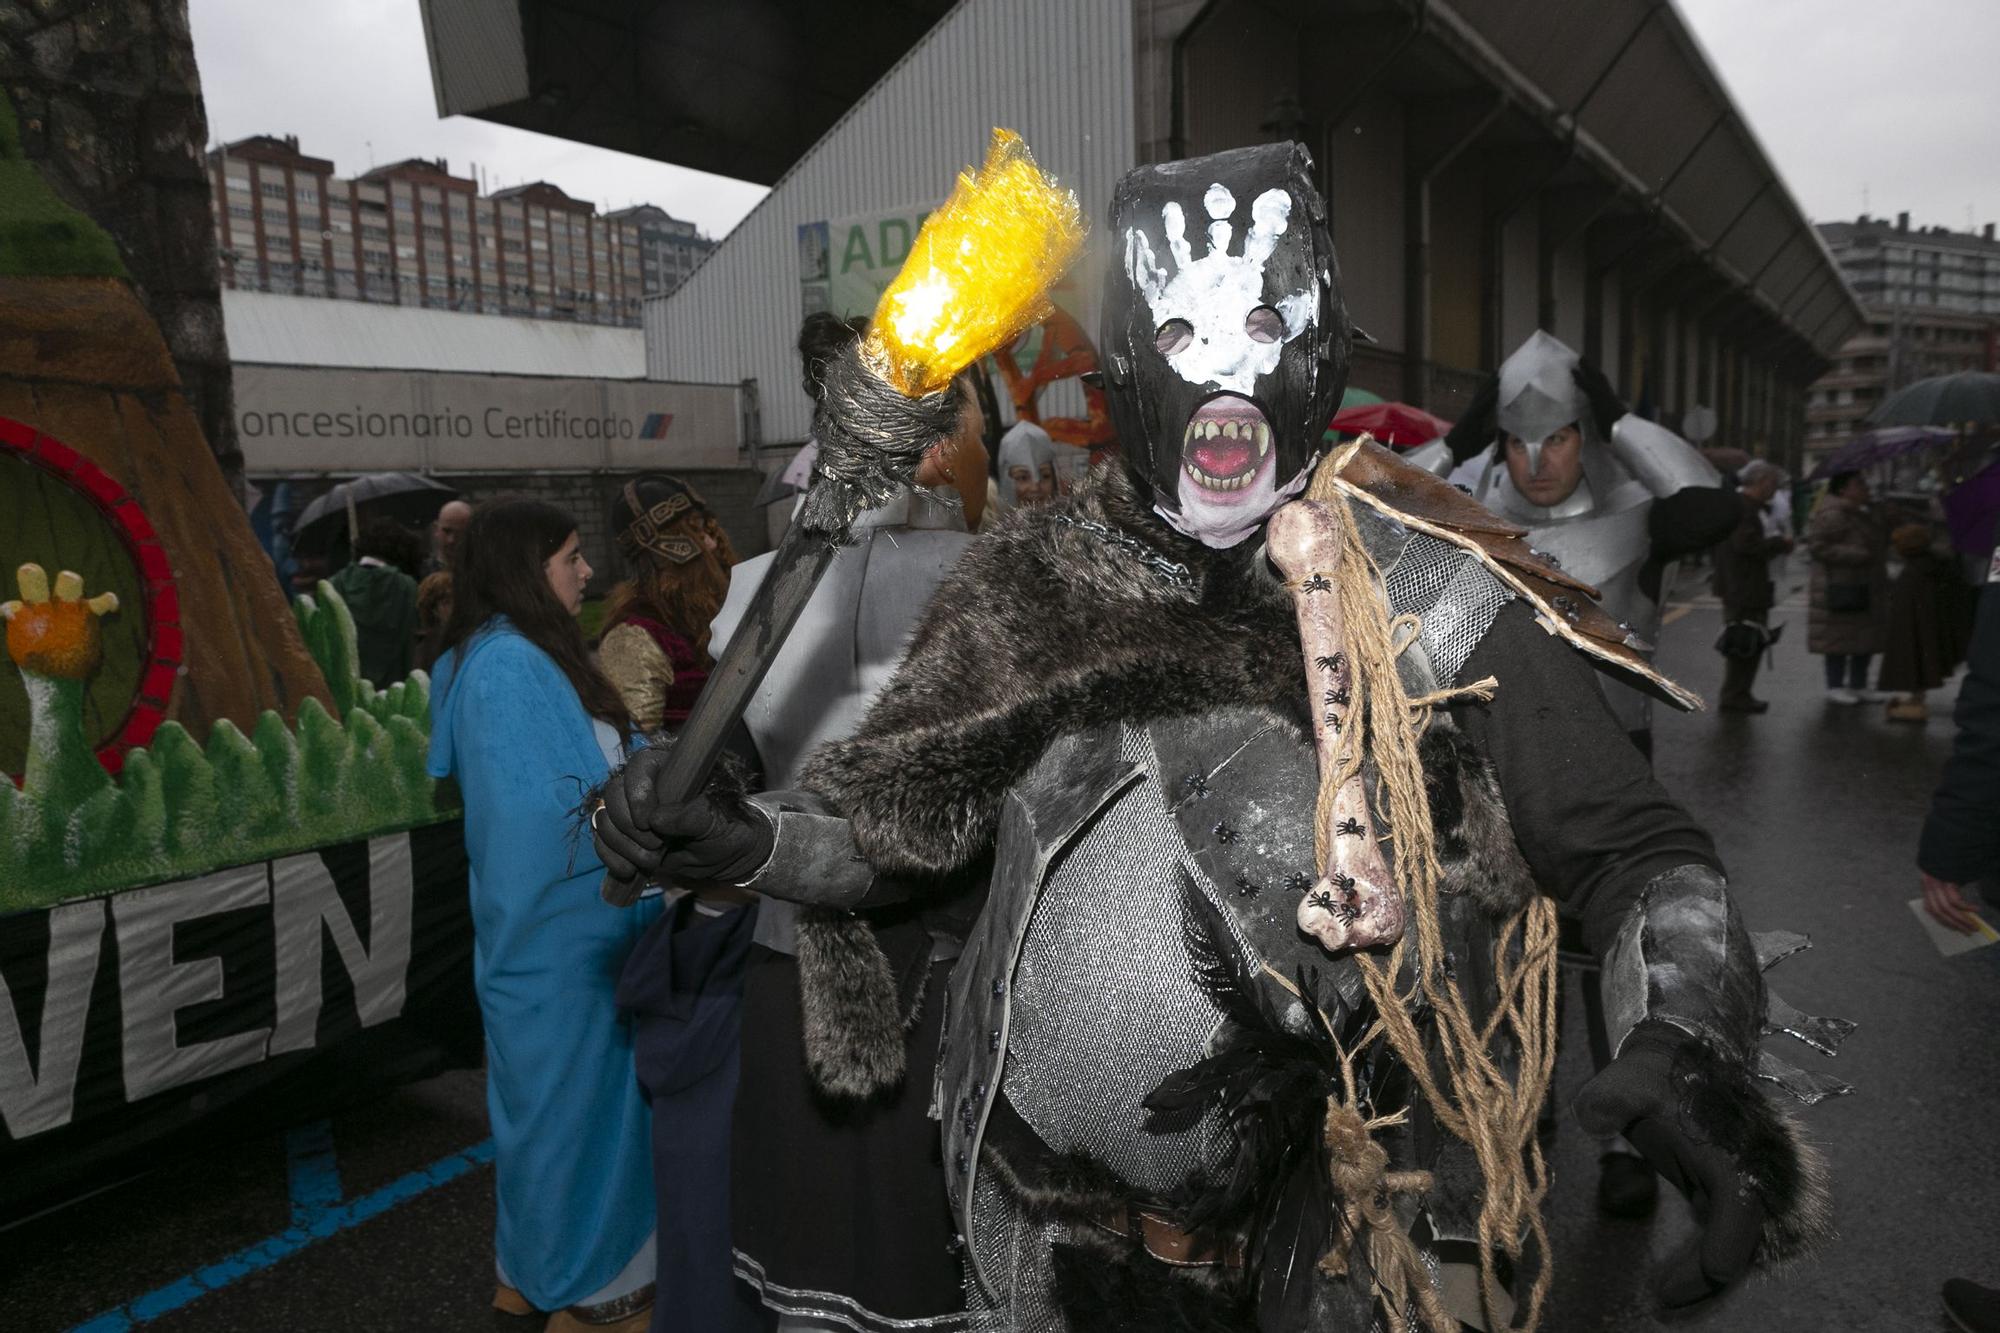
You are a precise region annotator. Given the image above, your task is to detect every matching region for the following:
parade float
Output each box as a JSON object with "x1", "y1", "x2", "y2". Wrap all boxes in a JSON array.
[{"x1": 0, "y1": 91, "x2": 477, "y2": 1221}]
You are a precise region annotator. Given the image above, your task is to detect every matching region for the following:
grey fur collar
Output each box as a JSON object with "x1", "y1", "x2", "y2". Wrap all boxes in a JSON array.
[{"x1": 801, "y1": 465, "x2": 1310, "y2": 879}]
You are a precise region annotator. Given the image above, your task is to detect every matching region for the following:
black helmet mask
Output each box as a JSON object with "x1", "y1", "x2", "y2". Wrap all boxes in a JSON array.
[{"x1": 1101, "y1": 142, "x2": 1351, "y2": 549}]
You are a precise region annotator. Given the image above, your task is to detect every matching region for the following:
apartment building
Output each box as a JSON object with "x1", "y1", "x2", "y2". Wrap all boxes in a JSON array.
[
  {"x1": 1805, "y1": 214, "x2": 2000, "y2": 461},
  {"x1": 207, "y1": 135, "x2": 715, "y2": 327}
]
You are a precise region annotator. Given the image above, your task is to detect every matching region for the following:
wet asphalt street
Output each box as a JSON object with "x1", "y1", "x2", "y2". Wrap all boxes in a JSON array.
[
  {"x1": 3, "y1": 575, "x2": 1995, "y2": 1333},
  {"x1": 1550, "y1": 577, "x2": 2000, "y2": 1332}
]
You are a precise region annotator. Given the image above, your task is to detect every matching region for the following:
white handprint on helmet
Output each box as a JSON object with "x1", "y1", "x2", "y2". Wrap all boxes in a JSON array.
[{"x1": 1125, "y1": 183, "x2": 1317, "y2": 396}]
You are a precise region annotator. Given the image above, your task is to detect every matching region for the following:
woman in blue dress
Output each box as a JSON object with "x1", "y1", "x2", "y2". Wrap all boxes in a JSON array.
[{"x1": 428, "y1": 498, "x2": 663, "y2": 1331}]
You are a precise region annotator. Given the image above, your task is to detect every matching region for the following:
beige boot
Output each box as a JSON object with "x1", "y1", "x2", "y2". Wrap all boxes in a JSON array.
[
  {"x1": 493, "y1": 1283, "x2": 546, "y2": 1328},
  {"x1": 1886, "y1": 694, "x2": 1928, "y2": 723}
]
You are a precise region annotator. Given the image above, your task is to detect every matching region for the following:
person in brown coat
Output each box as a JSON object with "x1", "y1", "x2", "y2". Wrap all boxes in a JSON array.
[
  {"x1": 1804, "y1": 470, "x2": 1891, "y2": 704},
  {"x1": 1878, "y1": 519, "x2": 1974, "y2": 721},
  {"x1": 1715, "y1": 460, "x2": 1795, "y2": 712}
]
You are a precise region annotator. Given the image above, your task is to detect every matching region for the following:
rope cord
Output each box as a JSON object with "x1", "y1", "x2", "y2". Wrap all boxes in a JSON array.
[{"x1": 1300, "y1": 441, "x2": 1563, "y2": 1332}]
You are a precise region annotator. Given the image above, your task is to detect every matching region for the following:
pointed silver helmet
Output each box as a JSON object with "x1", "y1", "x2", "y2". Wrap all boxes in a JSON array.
[{"x1": 1495, "y1": 331, "x2": 1590, "y2": 469}]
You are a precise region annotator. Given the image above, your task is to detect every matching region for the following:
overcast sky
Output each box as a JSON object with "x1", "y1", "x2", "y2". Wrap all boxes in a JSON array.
[
  {"x1": 1676, "y1": 0, "x2": 2000, "y2": 232},
  {"x1": 188, "y1": 0, "x2": 1998, "y2": 243},
  {"x1": 186, "y1": 0, "x2": 770, "y2": 238}
]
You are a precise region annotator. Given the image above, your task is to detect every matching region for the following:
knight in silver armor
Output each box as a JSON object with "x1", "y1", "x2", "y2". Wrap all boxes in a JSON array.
[
  {"x1": 595, "y1": 146, "x2": 1846, "y2": 1332},
  {"x1": 1421, "y1": 331, "x2": 1739, "y2": 752},
  {"x1": 711, "y1": 311, "x2": 979, "y2": 1333}
]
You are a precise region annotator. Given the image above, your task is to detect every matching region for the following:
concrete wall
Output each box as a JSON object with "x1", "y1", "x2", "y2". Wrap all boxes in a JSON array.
[
  {"x1": 1499, "y1": 212, "x2": 1538, "y2": 358},
  {"x1": 1550, "y1": 234, "x2": 1587, "y2": 351},
  {"x1": 1326, "y1": 88, "x2": 1406, "y2": 354}
]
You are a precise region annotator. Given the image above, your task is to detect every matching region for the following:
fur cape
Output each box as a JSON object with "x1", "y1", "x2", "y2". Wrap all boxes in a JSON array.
[
  {"x1": 788, "y1": 462, "x2": 1537, "y2": 1101},
  {"x1": 798, "y1": 463, "x2": 1335, "y2": 875}
]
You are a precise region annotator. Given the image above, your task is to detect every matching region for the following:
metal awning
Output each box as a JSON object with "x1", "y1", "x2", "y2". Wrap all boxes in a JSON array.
[
  {"x1": 1429, "y1": 0, "x2": 1863, "y2": 359},
  {"x1": 418, "y1": 0, "x2": 958, "y2": 186}
]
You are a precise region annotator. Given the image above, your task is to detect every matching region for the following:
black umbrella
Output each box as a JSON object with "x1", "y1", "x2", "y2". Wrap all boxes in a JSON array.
[
  {"x1": 291, "y1": 472, "x2": 461, "y2": 554},
  {"x1": 1868, "y1": 371, "x2": 2000, "y2": 428}
]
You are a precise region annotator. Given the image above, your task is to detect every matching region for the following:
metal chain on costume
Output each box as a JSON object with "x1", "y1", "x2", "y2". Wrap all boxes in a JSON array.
[{"x1": 1049, "y1": 513, "x2": 1194, "y2": 588}]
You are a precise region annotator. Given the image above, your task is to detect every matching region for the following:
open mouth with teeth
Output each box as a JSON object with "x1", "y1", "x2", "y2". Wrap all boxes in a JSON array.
[{"x1": 1181, "y1": 393, "x2": 1275, "y2": 495}]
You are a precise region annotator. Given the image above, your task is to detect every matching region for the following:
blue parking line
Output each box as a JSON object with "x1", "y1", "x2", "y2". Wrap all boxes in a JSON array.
[
  {"x1": 65, "y1": 1138, "x2": 495, "y2": 1332},
  {"x1": 284, "y1": 1120, "x2": 343, "y2": 1223}
]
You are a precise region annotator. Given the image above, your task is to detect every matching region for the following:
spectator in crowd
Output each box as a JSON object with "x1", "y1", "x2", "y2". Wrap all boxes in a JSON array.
[
  {"x1": 1805, "y1": 470, "x2": 1891, "y2": 704},
  {"x1": 1764, "y1": 472, "x2": 1799, "y2": 594},
  {"x1": 414, "y1": 570, "x2": 452, "y2": 673},
  {"x1": 328, "y1": 517, "x2": 422, "y2": 688},
  {"x1": 994, "y1": 418, "x2": 1062, "y2": 509},
  {"x1": 1916, "y1": 555, "x2": 2000, "y2": 1332},
  {"x1": 431, "y1": 498, "x2": 472, "y2": 574},
  {"x1": 1879, "y1": 518, "x2": 1973, "y2": 722},
  {"x1": 597, "y1": 474, "x2": 764, "y2": 1332},
  {"x1": 599, "y1": 475, "x2": 739, "y2": 733},
  {"x1": 1715, "y1": 460, "x2": 1794, "y2": 713},
  {"x1": 426, "y1": 498, "x2": 660, "y2": 1332},
  {"x1": 287, "y1": 550, "x2": 330, "y2": 600}
]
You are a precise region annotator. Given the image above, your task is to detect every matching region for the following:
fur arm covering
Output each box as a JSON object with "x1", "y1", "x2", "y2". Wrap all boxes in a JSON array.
[{"x1": 1578, "y1": 865, "x2": 1834, "y2": 1276}]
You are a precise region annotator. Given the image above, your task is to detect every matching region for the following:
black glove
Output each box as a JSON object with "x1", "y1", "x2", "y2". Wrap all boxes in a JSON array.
[
  {"x1": 592, "y1": 746, "x2": 775, "y2": 888},
  {"x1": 1573, "y1": 1020, "x2": 1768, "y2": 1308}
]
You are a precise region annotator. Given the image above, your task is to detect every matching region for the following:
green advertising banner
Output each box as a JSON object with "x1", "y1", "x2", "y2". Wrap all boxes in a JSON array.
[{"x1": 799, "y1": 203, "x2": 937, "y2": 320}]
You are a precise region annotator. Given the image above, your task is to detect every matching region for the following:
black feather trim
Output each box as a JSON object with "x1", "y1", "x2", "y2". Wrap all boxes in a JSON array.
[
  {"x1": 1050, "y1": 1238, "x2": 1256, "y2": 1332},
  {"x1": 1145, "y1": 879, "x2": 1345, "y2": 1303}
]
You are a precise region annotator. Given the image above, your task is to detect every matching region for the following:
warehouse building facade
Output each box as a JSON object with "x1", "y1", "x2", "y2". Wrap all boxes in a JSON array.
[{"x1": 425, "y1": 0, "x2": 1860, "y2": 473}]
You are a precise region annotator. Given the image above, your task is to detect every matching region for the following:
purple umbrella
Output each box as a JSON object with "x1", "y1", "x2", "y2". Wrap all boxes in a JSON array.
[
  {"x1": 1943, "y1": 458, "x2": 2000, "y2": 556},
  {"x1": 1807, "y1": 426, "x2": 1957, "y2": 481}
]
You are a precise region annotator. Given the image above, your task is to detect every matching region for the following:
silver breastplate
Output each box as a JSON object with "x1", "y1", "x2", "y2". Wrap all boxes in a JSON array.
[
  {"x1": 1482, "y1": 482, "x2": 1661, "y2": 733},
  {"x1": 1525, "y1": 505, "x2": 1657, "y2": 639}
]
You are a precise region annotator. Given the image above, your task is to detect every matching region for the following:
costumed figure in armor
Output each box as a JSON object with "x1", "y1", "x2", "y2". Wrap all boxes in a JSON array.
[
  {"x1": 1412, "y1": 331, "x2": 1739, "y2": 758},
  {"x1": 1412, "y1": 333, "x2": 1744, "y2": 1218},
  {"x1": 595, "y1": 144, "x2": 1847, "y2": 1332},
  {"x1": 721, "y1": 313, "x2": 979, "y2": 1331},
  {"x1": 996, "y1": 419, "x2": 1064, "y2": 509}
]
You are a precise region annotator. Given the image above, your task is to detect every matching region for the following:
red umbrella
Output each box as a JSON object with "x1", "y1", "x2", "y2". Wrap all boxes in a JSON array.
[{"x1": 1327, "y1": 401, "x2": 1453, "y2": 448}]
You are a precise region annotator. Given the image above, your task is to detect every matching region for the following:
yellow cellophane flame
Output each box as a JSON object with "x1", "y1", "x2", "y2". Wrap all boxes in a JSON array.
[{"x1": 864, "y1": 129, "x2": 1086, "y2": 397}]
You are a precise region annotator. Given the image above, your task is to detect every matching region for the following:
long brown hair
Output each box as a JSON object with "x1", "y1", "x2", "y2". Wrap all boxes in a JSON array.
[
  {"x1": 437, "y1": 497, "x2": 631, "y2": 733},
  {"x1": 603, "y1": 483, "x2": 739, "y2": 657}
]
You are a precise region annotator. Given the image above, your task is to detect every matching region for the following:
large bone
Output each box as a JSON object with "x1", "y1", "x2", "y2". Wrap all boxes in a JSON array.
[{"x1": 1266, "y1": 500, "x2": 1406, "y2": 954}]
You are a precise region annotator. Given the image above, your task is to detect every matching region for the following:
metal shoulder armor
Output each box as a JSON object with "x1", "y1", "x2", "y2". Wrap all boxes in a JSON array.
[{"x1": 1607, "y1": 415, "x2": 1722, "y2": 498}]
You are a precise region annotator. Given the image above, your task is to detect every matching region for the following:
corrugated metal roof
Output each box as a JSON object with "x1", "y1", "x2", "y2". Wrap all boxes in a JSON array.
[
  {"x1": 647, "y1": 0, "x2": 1136, "y2": 444},
  {"x1": 222, "y1": 290, "x2": 646, "y2": 377},
  {"x1": 417, "y1": 0, "x2": 530, "y2": 120}
]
